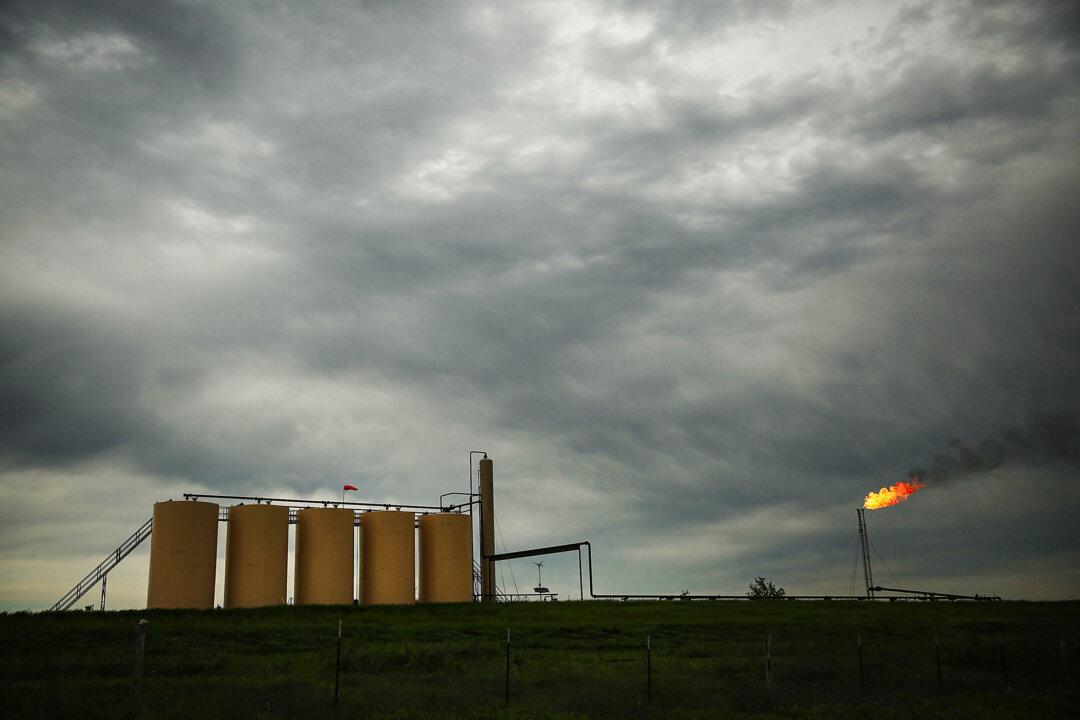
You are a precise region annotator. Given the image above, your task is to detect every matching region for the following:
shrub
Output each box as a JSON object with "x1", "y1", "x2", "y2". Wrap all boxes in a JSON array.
[{"x1": 746, "y1": 576, "x2": 786, "y2": 599}]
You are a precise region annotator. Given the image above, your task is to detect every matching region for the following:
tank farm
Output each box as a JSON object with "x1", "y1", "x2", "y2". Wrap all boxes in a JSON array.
[
  {"x1": 145, "y1": 457, "x2": 494, "y2": 608},
  {"x1": 56, "y1": 452, "x2": 1000, "y2": 611}
]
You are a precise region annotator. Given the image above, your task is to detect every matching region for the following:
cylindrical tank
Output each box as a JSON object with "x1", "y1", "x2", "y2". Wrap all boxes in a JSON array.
[
  {"x1": 146, "y1": 500, "x2": 219, "y2": 609},
  {"x1": 418, "y1": 513, "x2": 473, "y2": 603},
  {"x1": 224, "y1": 504, "x2": 289, "y2": 608},
  {"x1": 360, "y1": 510, "x2": 415, "y2": 604},
  {"x1": 294, "y1": 507, "x2": 355, "y2": 605}
]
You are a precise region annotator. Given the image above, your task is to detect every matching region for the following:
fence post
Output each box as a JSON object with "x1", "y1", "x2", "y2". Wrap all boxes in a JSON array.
[
  {"x1": 999, "y1": 635, "x2": 1009, "y2": 691},
  {"x1": 505, "y1": 628, "x2": 511, "y2": 709},
  {"x1": 857, "y1": 634, "x2": 865, "y2": 695},
  {"x1": 646, "y1": 635, "x2": 652, "y2": 706},
  {"x1": 935, "y1": 635, "x2": 943, "y2": 693},
  {"x1": 764, "y1": 634, "x2": 773, "y2": 685},
  {"x1": 334, "y1": 619, "x2": 342, "y2": 718},
  {"x1": 131, "y1": 619, "x2": 148, "y2": 716},
  {"x1": 1062, "y1": 636, "x2": 1072, "y2": 683}
]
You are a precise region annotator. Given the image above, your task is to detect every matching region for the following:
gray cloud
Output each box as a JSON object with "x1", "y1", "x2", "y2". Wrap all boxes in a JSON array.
[{"x1": 2, "y1": 0, "x2": 1079, "y2": 608}]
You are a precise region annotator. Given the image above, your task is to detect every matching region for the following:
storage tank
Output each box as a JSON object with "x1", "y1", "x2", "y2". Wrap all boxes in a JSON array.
[
  {"x1": 146, "y1": 500, "x2": 219, "y2": 609},
  {"x1": 360, "y1": 510, "x2": 415, "y2": 604},
  {"x1": 294, "y1": 507, "x2": 355, "y2": 605},
  {"x1": 224, "y1": 504, "x2": 289, "y2": 608},
  {"x1": 418, "y1": 512, "x2": 473, "y2": 603}
]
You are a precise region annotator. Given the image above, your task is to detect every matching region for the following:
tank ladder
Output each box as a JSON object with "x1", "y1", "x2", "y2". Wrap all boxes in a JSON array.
[{"x1": 49, "y1": 517, "x2": 153, "y2": 612}]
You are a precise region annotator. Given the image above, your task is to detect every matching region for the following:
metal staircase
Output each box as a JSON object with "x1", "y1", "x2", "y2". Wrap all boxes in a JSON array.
[
  {"x1": 55, "y1": 520, "x2": 501, "y2": 610},
  {"x1": 472, "y1": 559, "x2": 508, "y2": 601},
  {"x1": 49, "y1": 517, "x2": 153, "y2": 611}
]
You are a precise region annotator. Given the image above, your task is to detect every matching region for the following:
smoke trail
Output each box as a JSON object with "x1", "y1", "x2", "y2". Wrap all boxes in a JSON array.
[{"x1": 909, "y1": 413, "x2": 1080, "y2": 483}]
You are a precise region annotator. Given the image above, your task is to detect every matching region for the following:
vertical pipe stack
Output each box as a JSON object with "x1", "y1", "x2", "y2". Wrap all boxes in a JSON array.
[
  {"x1": 857, "y1": 508, "x2": 874, "y2": 599},
  {"x1": 146, "y1": 500, "x2": 219, "y2": 609},
  {"x1": 479, "y1": 457, "x2": 495, "y2": 602},
  {"x1": 224, "y1": 504, "x2": 289, "y2": 608},
  {"x1": 294, "y1": 507, "x2": 355, "y2": 605},
  {"x1": 360, "y1": 510, "x2": 415, "y2": 604},
  {"x1": 418, "y1": 513, "x2": 472, "y2": 603}
]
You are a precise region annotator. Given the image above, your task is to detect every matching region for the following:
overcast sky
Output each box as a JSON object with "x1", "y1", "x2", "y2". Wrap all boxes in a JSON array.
[{"x1": 2, "y1": 0, "x2": 1079, "y2": 610}]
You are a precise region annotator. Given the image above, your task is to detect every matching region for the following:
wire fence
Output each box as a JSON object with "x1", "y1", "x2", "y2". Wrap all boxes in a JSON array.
[{"x1": 3, "y1": 619, "x2": 1077, "y2": 719}]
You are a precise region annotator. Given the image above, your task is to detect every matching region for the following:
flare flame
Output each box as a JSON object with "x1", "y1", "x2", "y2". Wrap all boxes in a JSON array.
[{"x1": 863, "y1": 479, "x2": 926, "y2": 510}]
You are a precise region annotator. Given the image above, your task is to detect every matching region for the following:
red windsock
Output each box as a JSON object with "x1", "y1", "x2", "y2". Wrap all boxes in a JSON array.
[{"x1": 343, "y1": 484, "x2": 358, "y2": 492}]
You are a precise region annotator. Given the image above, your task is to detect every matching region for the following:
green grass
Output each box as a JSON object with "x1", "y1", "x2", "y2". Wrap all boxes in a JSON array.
[{"x1": 2, "y1": 600, "x2": 1078, "y2": 719}]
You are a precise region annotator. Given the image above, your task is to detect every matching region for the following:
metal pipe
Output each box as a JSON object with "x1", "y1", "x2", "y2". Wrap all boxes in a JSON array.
[
  {"x1": 488, "y1": 541, "x2": 995, "y2": 601},
  {"x1": 182, "y1": 493, "x2": 446, "y2": 512},
  {"x1": 870, "y1": 586, "x2": 1000, "y2": 601},
  {"x1": 479, "y1": 457, "x2": 495, "y2": 601},
  {"x1": 468, "y1": 451, "x2": 487, "y2": 506},
  {"x1": 439, "y1": 492, "x2": 477, "y2": 509},
  {"x1": 468, "y1": 451, "x2": 487, "y2": 603},
  {"x1": 577, "y1": 547, "x2": 584, "y2": 601}
]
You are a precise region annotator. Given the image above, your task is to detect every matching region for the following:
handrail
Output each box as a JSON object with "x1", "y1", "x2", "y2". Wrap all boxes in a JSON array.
[
  {"x1": 182, "y1": 493, "x2": 462, "y2": 512},
  {"x1": 50, "y1": 517, "x2": 154, "y2": 611}
]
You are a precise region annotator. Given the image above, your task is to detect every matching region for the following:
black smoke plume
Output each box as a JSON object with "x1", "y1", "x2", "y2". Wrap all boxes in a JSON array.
[{"x1": 909, "y1": 413, "x2": 1080, "y2": 483}]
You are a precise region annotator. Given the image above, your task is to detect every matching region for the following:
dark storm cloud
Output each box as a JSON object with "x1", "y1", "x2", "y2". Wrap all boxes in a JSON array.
[
  {"x1": 2, "y1": 0, "x2": 1080, "y2": 606},
  {"x1": 0, "y1": 302, "x2": 147, "y2": 464}
]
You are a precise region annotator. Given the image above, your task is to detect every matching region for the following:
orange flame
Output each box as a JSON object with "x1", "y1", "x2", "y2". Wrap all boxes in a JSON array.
[{"x1": 863, "y1": 479, "x2": 926, "y2": 509}]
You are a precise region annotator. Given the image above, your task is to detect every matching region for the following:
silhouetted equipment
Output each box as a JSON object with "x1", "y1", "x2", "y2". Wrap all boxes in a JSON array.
[
  {"x1": 360, "y1": 510, "x2": 415, "y2": 604},
  {"x1": 51, "y1": 518, "x2": 153, "y2": 611},
  {"x1": 52, "y1": 452, "x2": 1004, "y2": 610},
  {"x1": 869, "y1": 586, "x2": 998, "y2": 600},
  {"x1": 147, "y1": 500, "x2": 219, "y2": 609},
  {"x1": 294, "y1": 507, "x2": 354, "y2": 605},
  {"x1": 224, "y1": 503, "x2": 289, "y2": 608},
  {"x1": 533, "y1": 561, "x2": 549, "y2": 594},
  {"x1": 857, "y1": 508, "x2": 874, "y2": 599},
  {"x1": 479, "y1": 456, "x2": 496, "y2": 602},
  {"x1": 418, "y1": 512, "x2": 473, "y2": 603},
  {"x1": 855, "y1": 507, "x2": 998, "y2": 602}
]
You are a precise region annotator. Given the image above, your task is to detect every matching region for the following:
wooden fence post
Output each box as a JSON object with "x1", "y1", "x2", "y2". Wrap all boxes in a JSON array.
[
  {"x1": 857, "y1": 634, "x2": 865, "y2": 695},
  {"x1": 935, "y1": 635, "x2": 943, "y2": 693},
  {"x1": 999, "y1": 635, "x2": 1009, "y2": 691},
  {"x1": 764, "y1": 634, "x2": 773, "y2": 685},
  {"x1": 131, "y1": 619, "x2": 148, "y2": 717},
  {"x1": 646, "y1": 635, "x2": 652, "y2": 706},
  {"x1": 1062, "y1": 636, "x2": 1071, "y2": 683},
  {"x1": 334, "y1": 619, "x2": 342, "y2": 718}
]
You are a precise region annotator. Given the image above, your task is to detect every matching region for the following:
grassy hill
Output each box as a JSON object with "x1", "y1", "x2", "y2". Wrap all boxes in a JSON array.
[{"x1": 2, "y1": 600, "x2": 1078, "y2": 719}]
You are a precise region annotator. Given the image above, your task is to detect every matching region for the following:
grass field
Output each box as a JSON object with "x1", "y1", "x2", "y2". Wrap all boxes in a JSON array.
[{"x1": 2, "y1": 600, "x2": 1078, "y2": 719}]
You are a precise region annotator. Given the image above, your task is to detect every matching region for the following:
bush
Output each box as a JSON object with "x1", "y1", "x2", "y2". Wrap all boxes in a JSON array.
[{"x1": 746, "y1": 576, "x2": 785, "y2": 599}]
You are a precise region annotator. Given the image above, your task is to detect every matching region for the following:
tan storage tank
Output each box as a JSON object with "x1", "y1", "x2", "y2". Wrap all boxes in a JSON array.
[
  {"x1": 418, "y1": 513, "x2": 473, "y2": 603},
  {"x1": 224, "y1": 504, "x2": 289, "y2": 608},
  {"x1": 294, "y1": 507, "x2": 355, "y2": 605},
  {"x1": 146, "y1": 500, "x2": 219, "y2": 609},
  {"x1": 360, "y1": 510, "x2": 415, "y2": 604}
]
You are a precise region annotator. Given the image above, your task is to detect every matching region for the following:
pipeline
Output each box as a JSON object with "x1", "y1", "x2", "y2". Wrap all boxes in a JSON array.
[{"x1": 486, "y1": 541, "x2": 1000, "y2": 601}]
